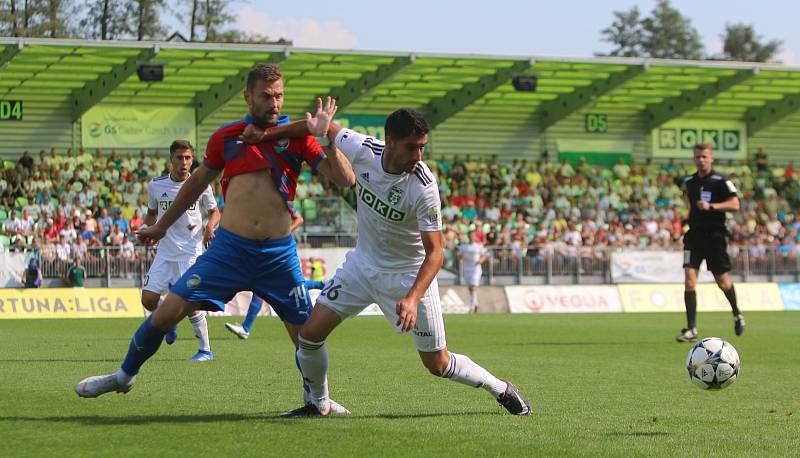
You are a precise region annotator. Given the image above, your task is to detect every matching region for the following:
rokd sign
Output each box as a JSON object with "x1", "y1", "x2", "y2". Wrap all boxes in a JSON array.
[{"x1": 652, "y1": 119, "x2": 746, "y2": 160}]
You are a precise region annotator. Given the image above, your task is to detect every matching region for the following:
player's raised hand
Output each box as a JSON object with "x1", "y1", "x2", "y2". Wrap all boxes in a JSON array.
[
  {"x1": 136, "y1": 224, "x2": 167, "y2": 244},
  {"x1": 395, "y1": 296, "x2": 418, "y2": 332},
  {"x1": 306, "y1": 96, "x2": 337, "y2": 138}
]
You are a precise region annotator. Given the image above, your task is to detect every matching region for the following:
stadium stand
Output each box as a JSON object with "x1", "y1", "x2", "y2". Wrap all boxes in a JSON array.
[
  {"x1": 2, "y1": 39, "x2": 800, "y2": 282},
  {"x1": 428, "y1": 152, "x2": 800, "y2": 278},
  {"x1": 2, "y1": 147, "x2": 798, "y2": 281}
]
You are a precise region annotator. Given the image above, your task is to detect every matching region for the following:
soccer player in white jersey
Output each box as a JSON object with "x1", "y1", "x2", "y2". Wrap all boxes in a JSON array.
[
  {"x1": 283, "y1": 108, "x2": 531, "y2": 416},
  {"x1": 142, "y1": 140, "x2": 220, "y2": 362},
  {"x1": 458, "y1": 230, "x2": 489, "y2": 313}
]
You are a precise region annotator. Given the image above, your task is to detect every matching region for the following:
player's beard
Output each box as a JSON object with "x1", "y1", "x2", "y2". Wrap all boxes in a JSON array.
[{"x1": 254, "y1": 109, "x2": 279, "y2": 125}]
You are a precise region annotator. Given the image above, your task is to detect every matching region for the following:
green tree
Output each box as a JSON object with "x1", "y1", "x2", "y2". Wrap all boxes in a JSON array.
[
  {"x1": 720, "y1": 23, "x2": 782, "y2": 62},
  {"x1": 211, "y1": 29, "x2": 275, "y2": 43},
  {"x1": 79, "y1": 0, "x2": 131, "y2": 40},
  {"x1": 598, "y1": 0, "x2": 703, "y2": 60},
  {"x1": 1, "y1": 0, "x2": 78, "y2": 37},
  {"x1": 640, "y1": 0, "x2": 703, "y2": 60},
  {"x1": 128, "y1": 0, "x2": 165, "y2": 41},
  {"x1": 38, "y1": 0, "x2": 78, "y2": 37},
  {"x1": 600, "y1": 6, "x2": 644, "y2": 57},
  {"x1": 0, "y1": 0, "x2": 44, "y2": 37},
  {"x1": 199, "y1": 0, "x2": 234, "y2": 42},
  {"x1": 188, "y1": 0, "x2": 198, "y2": 41},
  {"x1": 0, "y1": 0, "x2": 21, "y2": 36}
]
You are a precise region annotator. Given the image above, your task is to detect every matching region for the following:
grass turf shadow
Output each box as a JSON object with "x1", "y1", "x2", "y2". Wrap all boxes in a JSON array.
[{"x1": 0, "y1": 410, "x2": 503, "y2": 425}]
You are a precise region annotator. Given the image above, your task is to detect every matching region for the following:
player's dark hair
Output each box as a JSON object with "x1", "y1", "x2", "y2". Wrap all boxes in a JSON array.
[
  {"x1": 385, "y1": 108, "x2": 429, "y2": 140},
  {"x1": 247, "y1": 63, "x2": 283, "y2": 90},
  {"x1": 693, "y1": 143, "x2": 712, "y2": 152},
  {"x1": 170, "y1": 140, "x2": 194, "y2": 157}
]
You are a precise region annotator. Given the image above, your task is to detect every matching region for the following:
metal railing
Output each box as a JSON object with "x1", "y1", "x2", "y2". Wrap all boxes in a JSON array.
[
  {"x1": 33, "y1": 243, "x2": 800, "y2": 284},
  {"x1": 39, "y1": 246, "x2": 156, "y2": 283},
  {"x1": 448, "y1": 246, "x2": 800, "y2": 285},
  {"x1": 295, "y1": 196, "x2": 357, "y2": 234}
]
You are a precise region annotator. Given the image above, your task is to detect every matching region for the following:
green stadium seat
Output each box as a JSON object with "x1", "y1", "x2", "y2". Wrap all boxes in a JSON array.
[
  {"x1": 0, "y1": 235, "x2": 9, "y2": 247},
  {"x1": 0, "y1": 209, "x2": 6, "y2": 221},
  {"x1": 3, "y1": 161, "x2": 14, "y2": 170},
  {"x1": 301, "y1": 199, "x2": 318, "y2": 222}
]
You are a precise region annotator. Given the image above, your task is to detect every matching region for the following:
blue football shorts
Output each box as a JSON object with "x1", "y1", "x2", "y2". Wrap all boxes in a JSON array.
[{"x1": 170, "y1": 227, "x2": 313, "y2": 324}]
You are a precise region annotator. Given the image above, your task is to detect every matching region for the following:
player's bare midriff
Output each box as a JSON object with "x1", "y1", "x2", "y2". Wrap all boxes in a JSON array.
[{"x1": 219, "y1": 169, "x2": 291, "y2": 240}]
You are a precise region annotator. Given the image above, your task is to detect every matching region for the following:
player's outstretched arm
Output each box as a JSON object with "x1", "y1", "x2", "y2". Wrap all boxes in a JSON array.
[
  {"x1": 240, "y1": 120, "x2": 309, "y2": 144},
  {"x1": 310, "y1": 97, "x2": 355, "y2": 188},
  {"x1": 137, "y1": 165, "x2": 221, "y2": 243},
  {"x1": 396, "y1": 230, "x2": 445, "y2": 332}
]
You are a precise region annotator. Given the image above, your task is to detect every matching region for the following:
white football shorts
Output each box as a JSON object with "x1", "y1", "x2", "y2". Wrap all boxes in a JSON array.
[
  {"x1": 463, "y1": 266, "x2": 482, "y2": 286},
  {"x1": 142, "y1": 254, "x2": 197, "y2": 295},
  {"x1": 316, "y1": 251, "x2": 446, "y2": 352}
]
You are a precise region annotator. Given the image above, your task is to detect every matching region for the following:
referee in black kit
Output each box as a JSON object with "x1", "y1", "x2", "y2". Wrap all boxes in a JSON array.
[{"x1": 676, "y1": 143, "x2": 745, "y2": 342}]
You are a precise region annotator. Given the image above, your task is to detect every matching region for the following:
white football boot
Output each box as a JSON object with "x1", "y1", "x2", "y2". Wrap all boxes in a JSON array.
[
  {"x1": 75, "y1": 373, "x2": 135, "y2": 398},
  {"x1": 225, "y1": 322, "x2": 250, "y2": 340}
]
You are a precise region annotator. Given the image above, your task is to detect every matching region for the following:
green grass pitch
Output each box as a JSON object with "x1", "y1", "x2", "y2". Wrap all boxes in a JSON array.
[{"x1": 1, "y1": 312, "x2": 798, "y2": 456}]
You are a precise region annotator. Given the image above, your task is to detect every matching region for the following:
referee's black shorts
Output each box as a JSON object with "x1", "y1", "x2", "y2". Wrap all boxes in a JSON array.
[{"x1": 682, "y1": 229, "x2": 732, "y2": 275}]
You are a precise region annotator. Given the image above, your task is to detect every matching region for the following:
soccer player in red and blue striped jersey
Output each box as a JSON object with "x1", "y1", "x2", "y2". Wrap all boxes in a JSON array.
[{"x1": 75, "y1": 64, "x2": 354, "y2": 413}]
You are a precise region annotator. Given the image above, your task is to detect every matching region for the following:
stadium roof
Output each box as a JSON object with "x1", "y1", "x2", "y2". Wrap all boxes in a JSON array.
[{"x1": 2, "y1": 37, "x2": 800, "y2": 139}]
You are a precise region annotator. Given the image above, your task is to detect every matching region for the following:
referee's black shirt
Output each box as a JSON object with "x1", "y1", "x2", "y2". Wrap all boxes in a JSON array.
[{"x1": 684, "y1": 170, "x2": 737, "y2": 232}]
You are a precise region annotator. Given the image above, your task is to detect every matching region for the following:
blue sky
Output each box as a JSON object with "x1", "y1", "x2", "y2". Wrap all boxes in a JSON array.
[{"x1": 212, "y1": 0, "x2": 799, "y2": 64}]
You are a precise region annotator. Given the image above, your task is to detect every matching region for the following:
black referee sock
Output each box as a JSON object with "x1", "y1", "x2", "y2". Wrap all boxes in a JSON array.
[
  {"x1": 723, "y1": 285, "x2": 741, "y2": 316},
  {"x1": 684, "y1": 290, "x2": 697, "y2": 330}
]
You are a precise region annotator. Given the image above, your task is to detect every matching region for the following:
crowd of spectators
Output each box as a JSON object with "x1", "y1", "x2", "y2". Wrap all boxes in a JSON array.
[
  {"x1": 1, "y1": 147, "x2": 175, "y2": 278},
  {"x1": 2, "y1": 146, "x2": 348, "y2": 280},
  {"x1": 426, "y1": 151, "x2": 800, "y2": 264},
  {"x1": 3, "y1": 145, "x2": 800, "y2": 281}
]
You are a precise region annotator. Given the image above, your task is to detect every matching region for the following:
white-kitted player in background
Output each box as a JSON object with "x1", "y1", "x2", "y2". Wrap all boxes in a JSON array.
[
  {"x1": 141, "y1": 140, "x2": 220, "y2": 361},
  {"x1": 457, "y1": 230, "x2": 489, "y2": 313}
]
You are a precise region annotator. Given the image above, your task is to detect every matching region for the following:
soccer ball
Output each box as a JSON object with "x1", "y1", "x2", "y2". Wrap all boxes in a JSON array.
[{"x1": 686, "y1": 337, "x2": 740, "y2": 390}]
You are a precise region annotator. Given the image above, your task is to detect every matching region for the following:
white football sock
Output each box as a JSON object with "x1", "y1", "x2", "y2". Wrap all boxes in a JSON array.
[
  {"x1": 114, "y1": 368, "x2": 135, "y2": 384},
  {"x1": 443, "y1": 352, "x2": 507, "y2": 397},
  {"x1": 297, "y1": 336, "x2": 329, "y2": 404},
  {"x1": 188, "y1": 312, "x2": 211, "y2": 352},
  {"x1": 470, "y1": 291, "x2": 478, "y2": 309}
]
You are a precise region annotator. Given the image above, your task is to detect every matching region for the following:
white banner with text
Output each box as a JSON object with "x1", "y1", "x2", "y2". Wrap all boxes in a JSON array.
[{"x1": 505, "y1": 285, "x2": 622, "y2": 314}]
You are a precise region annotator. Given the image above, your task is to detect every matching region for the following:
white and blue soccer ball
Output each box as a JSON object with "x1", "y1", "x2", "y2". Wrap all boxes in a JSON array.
[{"x1": 686, "y1": 337, "x2": 740, "y2": 390}]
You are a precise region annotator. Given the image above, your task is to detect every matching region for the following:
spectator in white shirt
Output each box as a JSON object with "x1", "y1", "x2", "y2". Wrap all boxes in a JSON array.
[
  {"x1": 56, "y1": 235, "x2": 71, "y2": 261},
  {"x1": 60, "y1": 224, "x2": 77, "y2": 242},
  {"x1": 18, "y1": 209, "x2": 34, "y2": 235},
  {"x1": 4, "y1": 211, "x2": 21, "y2": 233},
  {"x1": 307, "y1": 175, "x2": 324, "y2": 197}
]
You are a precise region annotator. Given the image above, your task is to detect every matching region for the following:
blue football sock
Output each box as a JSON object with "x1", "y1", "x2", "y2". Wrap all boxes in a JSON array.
[
  {"x1": 242, "y1": 296, "x2": 264, "y2": 333},
  {"x1": 120, "y1": 315, "x2": 166, "y2": 376},
  {"x1": 305, "y1": 280, "x2": 326, "y2": 291}
]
